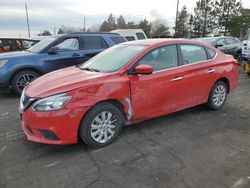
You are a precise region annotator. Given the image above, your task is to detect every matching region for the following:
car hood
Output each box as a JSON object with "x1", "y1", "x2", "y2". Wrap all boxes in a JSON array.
[
  {"x1": 25, "y1": 66, "x2": 107, "y2": 98},
  {"x1": 0, "y1": 51, "x2": 36, "y2": 59}
]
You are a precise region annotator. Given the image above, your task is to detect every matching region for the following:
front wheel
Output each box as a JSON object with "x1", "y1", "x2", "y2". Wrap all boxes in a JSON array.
[
  {"x1": 79, "y1": 102, "x2": 124, "y2": 148},
  {"x1": 207, "y1": 81, "x2": 228, "y2": 110},
  {"x1": 11, "y1": 70, "x2": 39, "y2": 95}
]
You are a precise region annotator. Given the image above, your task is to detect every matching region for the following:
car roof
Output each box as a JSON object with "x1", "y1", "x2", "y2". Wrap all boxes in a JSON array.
[
  {"x1": 0, "y1": 38, "x2": 39, "y2": 41},
  {"x1": 65, "y1": 32, "x2": 121, "y2": 37},
  {"x1": 121, "y1": 38, "x2": 203, "y2": 46},
  {"x1": 196, "y1": 36, "x2": 236, "y2": 40}
]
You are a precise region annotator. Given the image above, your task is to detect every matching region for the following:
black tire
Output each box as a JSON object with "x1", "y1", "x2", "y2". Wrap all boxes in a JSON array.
[
  {"x1": 11, "y1": 70, "x2": 39, "y2": 95},
  {"x1": 247, "y1": 72, "x2": 250, "y2": 76},
  {"x1": 79, "y1": 102, "x2": 124, "y2": 148},
  {"x1": 207, "y1": 81, "x2": 228, "y2": 110}
]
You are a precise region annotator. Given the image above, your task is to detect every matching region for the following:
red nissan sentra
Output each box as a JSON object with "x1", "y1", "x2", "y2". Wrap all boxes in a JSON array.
[{"x1": 19, "y1": 39, "x2": 238, "y2": 148}]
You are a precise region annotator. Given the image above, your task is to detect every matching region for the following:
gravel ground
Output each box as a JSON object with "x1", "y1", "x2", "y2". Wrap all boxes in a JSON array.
[{"x1": 0, "y1": 69, "x2": 250, "y2": 188}]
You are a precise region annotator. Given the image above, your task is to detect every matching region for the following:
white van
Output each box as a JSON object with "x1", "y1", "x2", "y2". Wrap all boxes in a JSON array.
[
  {"x1": 242, "y1": 29, "x2": 250, "y2": 75},
  {"x1": 111, "y1": 29, "x2": 147, "y2": 41}
]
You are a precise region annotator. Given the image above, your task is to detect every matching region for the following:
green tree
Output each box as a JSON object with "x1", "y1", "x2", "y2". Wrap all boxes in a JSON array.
[
  {"x1": 193, "y1": 0, "x2": 216, "y2": 37},
  {"x1": 100, "y1": 14, "x2": 117, "y2": 31},
  {"x1": 137, "y1": 19, "x2": 151, "y2": 37},
  {"x1": 127, "y1": 21, "x2": 138, "y2": 29},
  {"x1": 215, "y1": 0, "x2": 242, "y2": 36},
  {"x1": 57, "y1": 28, "x2": 64, "y2": 34},
  {"x1": 38, "y1": 30, "x2": 52, "y2": 36},
  {"x1": 175, "y1": 5, "x2": 189, "y2": 38},
  {"x1": 152, "y1": 24, "x2": 170, "y2": 37},
  {"x1": 117, "y1": 15, "x2": 128, "y2": 29}
]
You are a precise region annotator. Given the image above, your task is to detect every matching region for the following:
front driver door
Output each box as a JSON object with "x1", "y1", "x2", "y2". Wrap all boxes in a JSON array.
[
  {"x1": 129, "y1": 45, "x2": 184, "y2": 120},
  {"x1": 44, "y1": 37, "x2": 84, "y2": 72}
]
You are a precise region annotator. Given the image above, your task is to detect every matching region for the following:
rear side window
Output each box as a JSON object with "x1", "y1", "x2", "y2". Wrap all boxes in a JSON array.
[
  {"x1": 82, "y1": 36, "x2": 107, "y2": 49},
  {"x1": 111, "y1": 36, "x2": 126, "y2": 44},
  {"x1": 125, "y1": 36, "x2": 135, "y2": 41},
  {"x1": 206, "y1": 47, "x2": 216, "y2": 59},
  {"x1": 225, "y1": 38, "x2": 238, "y2": 44},
  {"x1": 136, "y1": 33, "x2": 146, "y2": 40},
  {"x1": 180, "y1": 44, "x2": 207, "y2": 64}
]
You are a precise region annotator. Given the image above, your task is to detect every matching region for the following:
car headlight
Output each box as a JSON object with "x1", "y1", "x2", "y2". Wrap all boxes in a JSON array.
[
  {"x1": 0, "y1": 60, "x2": 8, "y2": 68},
  {"x1": 31, "y1": 93, "x2": 72, "y2": 112}
]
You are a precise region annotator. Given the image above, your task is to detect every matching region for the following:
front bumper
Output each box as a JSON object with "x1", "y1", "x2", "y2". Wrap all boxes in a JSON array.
[{"x1": 20, "y1": 107, "x2": 88, "y2": 145}]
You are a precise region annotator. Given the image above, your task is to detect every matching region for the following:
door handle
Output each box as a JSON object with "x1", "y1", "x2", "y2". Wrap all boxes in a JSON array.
[
  {"x1": 207, "y1": 69, "x2": 215, "y2": 73},
  {"x1": 171, "y1": 77, "x2": 183, "y2": 82}
]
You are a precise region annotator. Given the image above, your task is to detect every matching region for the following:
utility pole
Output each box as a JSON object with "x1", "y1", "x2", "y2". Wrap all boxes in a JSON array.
[
  {"x1": 83, "y1": 17, "x2": 86, "y2": 31},
  {"x1": 175, "y1": 0, "x2": 179, "y2": 37},
  {"x1": 25, "y1": 3, "x2": 31, "y2": 38}
]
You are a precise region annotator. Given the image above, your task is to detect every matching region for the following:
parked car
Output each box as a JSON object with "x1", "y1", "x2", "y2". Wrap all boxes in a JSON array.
[
  {"x1": 19, "y1": 39, "x2": 238, "y2": 148},
  {"x1": 111, "y1": 29, "x2": 147, "y2": 41},
  {"x1": 195, "y1": 37, "x2": 242, "y2": 61},
  {"x1": 0, "y1": 38, "x2": 39, "y2": 53},
  {"x1": 0, "y1": 32, "x2": 126, "y2": 95},
  {"x1": 242, "y1": 28, "x2": 250, "y2": 75}
]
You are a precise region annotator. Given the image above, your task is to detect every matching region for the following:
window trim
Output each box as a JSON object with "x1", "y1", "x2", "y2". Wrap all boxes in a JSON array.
[{"x1": 128, "y1": 43, "x2": 218, "y2": 75}]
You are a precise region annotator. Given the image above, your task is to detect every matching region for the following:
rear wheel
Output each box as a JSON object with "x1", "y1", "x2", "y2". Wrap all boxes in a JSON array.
[
  {"x1": 207, "y1": 81, "x2": 228, "y2": 110},
  {"x1": 11, "y1": 70, "x2": 39, "y2": 95},
  {"x1": 79, "y1": 102, "x2": 124, "y2": 148}
]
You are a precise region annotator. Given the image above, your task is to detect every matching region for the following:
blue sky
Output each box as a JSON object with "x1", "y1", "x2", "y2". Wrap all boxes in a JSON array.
[{"x1": 1, "y1": 0, "x2": 250, "y2": 38}]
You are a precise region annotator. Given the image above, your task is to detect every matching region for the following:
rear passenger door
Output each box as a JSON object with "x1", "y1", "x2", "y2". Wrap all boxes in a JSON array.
[
  {"x1": 178, "y1": 44, "x2": 218, "y2": 106},
  {"x1": 80, "y1": 36, "x2": 108, "y2": 62}
]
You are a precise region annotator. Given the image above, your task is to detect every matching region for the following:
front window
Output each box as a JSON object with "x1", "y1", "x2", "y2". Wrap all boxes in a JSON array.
[
  {"x1": 28, "y1": 36, "x2": 58, "y2": 53},
  {"x1": 79, "y1": 44, "x2": 146, "y2": 73},
  {"x1": 55, "y1": 38, "x2": 79, "y2": 51},
  {"x1": 138, "y1": 45, "x2": 178, "y2": 71}
]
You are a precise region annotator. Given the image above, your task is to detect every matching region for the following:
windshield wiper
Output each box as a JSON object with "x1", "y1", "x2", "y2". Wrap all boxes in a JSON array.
[{"x1": 80, "y1": 67, "x2": 100, "y2": 72}]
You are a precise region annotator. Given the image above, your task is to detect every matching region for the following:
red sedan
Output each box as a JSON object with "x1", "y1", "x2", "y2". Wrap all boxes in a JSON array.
[{"x1": 19, "y1": 39, "x2": 238, "y2": 148}]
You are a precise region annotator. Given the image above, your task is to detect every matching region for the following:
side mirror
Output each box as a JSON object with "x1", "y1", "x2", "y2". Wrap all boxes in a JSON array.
[
  {"x1": 48, "y1": 46, "x2": 59, "y2": 54},
  {"x1": 134, "y1": 64, "x2": 153, "y2": 75}
]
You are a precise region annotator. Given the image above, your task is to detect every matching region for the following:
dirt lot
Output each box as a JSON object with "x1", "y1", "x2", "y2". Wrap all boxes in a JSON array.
[{"x1": 0, "y1": 69, "x2": 250, "y2": 188}]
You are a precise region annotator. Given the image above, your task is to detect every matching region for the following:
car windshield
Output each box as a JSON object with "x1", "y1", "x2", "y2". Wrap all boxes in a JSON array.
[
  {"x1": 196, "y1": 38, "x2": 216, "y2": 45},
  {"x1": 27, "y1": 36, "x2": 58, "y2": 53},
  {"x1": 79, "y1": 44, "x2": 146, "y2": 73}
]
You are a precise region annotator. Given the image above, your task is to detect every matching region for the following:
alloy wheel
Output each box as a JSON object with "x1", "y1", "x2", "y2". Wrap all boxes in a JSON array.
[{"x1": 90, "y1": 111, "x2": 118, "y2": 144}]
